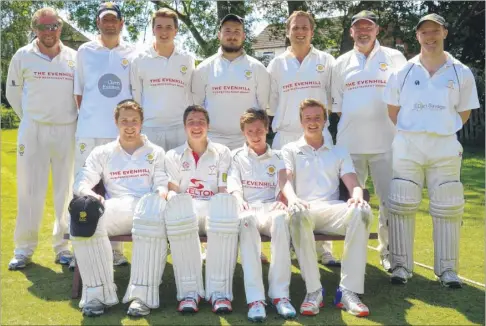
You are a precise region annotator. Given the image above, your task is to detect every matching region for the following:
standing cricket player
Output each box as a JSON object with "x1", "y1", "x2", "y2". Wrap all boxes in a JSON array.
[
  {"x1": 164, "y1": 105, "x2": 238, "y2": 314},
  {"x1": 6, "y1": 7, "x2": 77, "y2": 270},
  {"x1": 383, "y1": 14, "x2": 479, "y2": 288},
  {"x1": 130, "y1": 8, "x2": 194, "y2": 150},
  {"x1": 74, "y1": 2, "x2": 135, "y2": 265},
  {"x1": 267, "y1": 10, "x2": 338, "y2": 265},
  {"x1": 70, "y1": 100, "x2": 169, "y2": 317},
  {"x1": 331, "y1": 10, "x2": 407, "y2": 272},
  {"x1": 192, "y1": 14, "x2": 270, "y2": 150},
  {"x1": 228, "y1": 109, "x2": 297, "y2": 321},
  {"x1": 281, "y1": 99, "x2": 372, "y2": 317}
]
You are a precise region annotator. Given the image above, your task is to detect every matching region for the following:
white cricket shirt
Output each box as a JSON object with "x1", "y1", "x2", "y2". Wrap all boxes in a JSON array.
[
  {"x1": 228, "y1": 144, "x2": 284, "y2": 204},
  {"x1": 282, "y1": 137, "x2": 355, "y2": 202},
  {"x1": 332, "y1": 41, "x2": 407, "y2": 154},
  {"x1": 130, "y1": 46, "x2": 194, "y2": 128},
  {"x1": 74, "y1": 135, "x2": 168, "y2": 199},
  {"x1": 383, "y1": 53, "x2": 480, "y2": 135},
  {"x1": 267, "y1": 46, "x2": 335, "y2": 133},
  {"x1": 192, "y1": 48, "x2": 270, "y2": 136},
  {"x1": 74, "y1": 39, "x2": 135, "y2": 138},
  {"x1": 165, "y1": 140, "x2": 231, "y2": 200},
  {"x1": 6, "y1": 40, "x2": 77, "y2": 124}
]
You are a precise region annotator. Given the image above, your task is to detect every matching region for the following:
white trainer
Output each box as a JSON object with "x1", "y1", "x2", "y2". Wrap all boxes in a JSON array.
[
  {"x1": 82, "y1": 299, "x2": 105, "y2": 317},
  {"x1": 391, "y1": 266, "x2": 412, "y2": 284},
  {"x1": 177, "y1": 291, "x2": 200, "y2": 313},
  {"x1": 210, "y1": 292, "x2": 232, "y2": 314},
  {"x1": 55, "y1": 250, "x2": 73, "y2": 265},
  {"x1": 300, "y1": 288, "x2": 324, "y2": 316},
  {"x1": 113, "y1": 250, "x2": 128, "y2": 266},
  {"x1": 248, "y1": 300, "x2": 266, "y2": 322},
  {"x1": 273, "y1": 298, "x2": 296, "y2": 319},
  {"x1": 8, "y1": 255, "x2": 31, "y2": 270},
  {"x1": 127, "y1": 299, "x2": 150, "y2": 317},
  {"x1": 439, "y1": 270, "x2": 463, "y2": 289},
  {"x1": 321, "y1": 251, "x2": 341, "y2": 267},
  {"x1": 334, "y1": 287, "x2": 369, "y2": 317}
]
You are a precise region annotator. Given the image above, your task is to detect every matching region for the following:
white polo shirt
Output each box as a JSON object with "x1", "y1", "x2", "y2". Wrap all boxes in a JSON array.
[
  {"x1": 332, "y1": 41, "x2": 407, "y2": 154},
  {"x1": 282, "y1": 137, "x2": 355, "y2": 202},
  {"x1": 383, "y1": 53, "x2": 480, "y2": 136},
  {"x1": 74, "y1": 135, "x2": 168, "y2": 199},
  {"x1": 192, "y1": 48, "x2": 270, "y2": 136},
  {"x1": 267, "y1": 46, "x2": 335, "y2": 133},
  {"x1": 165, "y1": 140, "x2": 231, "y2": 200},
  {"x1": 6, "y1": 40, "x2": 77, "y2": 124},
  {"x1": 130, "y1": 46, "x2": 194, "y2": 128},
  {"x1": 74, "y1": 39, "x2": 135, "y2": 138},
  {"x1": 228, "y1": 144, "x2": 284, "y2": 204}
]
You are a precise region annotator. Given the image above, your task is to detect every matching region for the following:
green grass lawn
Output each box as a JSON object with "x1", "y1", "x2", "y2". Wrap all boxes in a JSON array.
[{"x1": 1, "y1": 129, "x2": 484, "y2": 325}]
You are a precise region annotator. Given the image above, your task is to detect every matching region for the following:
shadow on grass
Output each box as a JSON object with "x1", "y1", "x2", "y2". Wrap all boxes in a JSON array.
[{"x1": 20, "y1": 263, "x2": 73, "y2": 302}]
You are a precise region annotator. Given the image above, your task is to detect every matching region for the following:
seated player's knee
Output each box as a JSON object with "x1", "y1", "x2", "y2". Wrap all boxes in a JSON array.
[
  {"x1": 270, "y1": 210, "x2": 289, "y2": 235},
  {"x1": 388, "y1": 178, "x2": 422, "y2": 217},
  {"x1": 239, "y1": 211, "x2": 258, "y2": 231},
  {"x1": 429, "y1": 181, "x2": 464, "y2": 221},
  {"x1": 289, "y1": 208, "x2": 313, "y2": 232},
  {"x1": 132, "y1": 193, "x2": 167, "y2": 238}
]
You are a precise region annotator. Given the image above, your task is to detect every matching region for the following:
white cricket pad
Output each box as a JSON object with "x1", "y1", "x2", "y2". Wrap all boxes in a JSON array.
[
  {"x1": 429, "y1": 182, "x2": 464, "y2": 276},
  {"x1": 123, "y1": 193, "x2": 168, "y2": 308},
  {"x1": 388, "y1": 179, "x2": 421, "y2": 272},
  {"x1": 165, "y1": 194, "x2": 204, "y2": 301},
  {"x1": 239, "y1": 210, "x2": 265, "y2": 304},
  {"x1": 205, "y1": 194, "x2": 240, "y2": 301},
  {"x1": 72, "y1": 235, "x2": 118, "y2": 308}
]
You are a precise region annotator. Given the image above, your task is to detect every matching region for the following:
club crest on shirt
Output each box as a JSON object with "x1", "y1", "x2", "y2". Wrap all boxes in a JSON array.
[
  {"x1": 447, "y1": 80, "x2": 455, "y2": 89},
  {"x1": 18, "y1": 144, "x2": 25, "y2": 156},
  {"x1": 316, "y1": 64, "x2": 325, "y2": 72},
  {"x1": 266, "y1": 164, "x2": 276, "y2": 176},
  {"x1": 182, "y1": 161, "x2": 191, "y2": 171},
  {"x1": 79, "y1": 143, "x2": 87, "y2": 154},
  {"x1": 121, "y1": 58, "x2": 129, "y2": 69},
  {"x1": 67, "y1": 60, "x2": 75, "y2": 69},
  {"x1": 146, "y1": 153, "x2": 154, "y2": 164},
  {"x1": 244, "y1": 70, "x2": 252, "y2": 79},
  {"x1": 208, "y1": 165, "x2": 217, "y2": 175},
  {"x1": 379, "y1": 62, "x2": 388, "y2": 71},
  {"x1": 180, "y1": 65, "x2": 188, "y2": 75}
]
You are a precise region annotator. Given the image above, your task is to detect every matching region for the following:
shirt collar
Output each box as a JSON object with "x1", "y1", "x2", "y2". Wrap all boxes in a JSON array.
[
  {"x1": 412, "y1": 51, "x2": 455, "y2": 68},
  {"x1": 296, "y1": 135, "x2": 332, "y2": 151},
  {"x1": 30, "y1": 39, "x2": 65, "y2": 56},
  {"x1": 115, "y1": 134, "x2": 149, "y2": 153},
  {"x1": 148, "y1": 44, "x2": 179, "y2": 58},
  {"x1": 284, "y1": 44, "x2": 319, "y2": 58},
  {"x1": 353, "y1": 40, "x2": 380, "y2": 58},
  {"x1": 217, "y1": 47, "x2": 246, "y2": 62},
  {"x1": 244, "y1": 142, "x2": 272, "y2": 159},
  {"x1": 183, "y1": 139, "x2": 217, "y2": 155},
  {"x1": 93, "y1": 36, "x2": 129, "y2": 50}
]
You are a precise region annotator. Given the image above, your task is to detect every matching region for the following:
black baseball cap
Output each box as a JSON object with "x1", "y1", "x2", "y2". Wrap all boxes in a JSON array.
[
  {"x1": 69, "y1": 195, "x2": 105, "y2": 237},
  {"x1": 415, "y1": 13, "x2": 447, "y2": 31},
  {"x1": 97, "y1": 2, "x2": 122, "y2": 20},
  {"x1": 219, "y1": 14, "x2": 244, "y2": 30},
  {"x1": 351, "y1": 10, "x2": 378, "y2": 26}
]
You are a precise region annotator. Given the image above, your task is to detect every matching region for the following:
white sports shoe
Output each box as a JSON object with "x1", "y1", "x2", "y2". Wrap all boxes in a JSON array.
[
  {"x1": 113, "y1": 250, "x2": 128, "y2": 266},
  {"x1": 300, "y1": 288, "x2": 324, "y2": 316},
  {"x1": 380, "y1": 253, "x2": 392, "y2": 272},
  {"x1": 55, "y1": 250, "x2": 73, "y2": 265},
  {"x1": 334, "y1": 287, "x2": 369, "y2": 317},
  {"x1": 127, "y1": 299, "x2": 150, "y2": 317},
  {"x1": 321, "y1": 251, "x2": 341, "y2": 267},
  {"x1": 178, "y1": 291, "x2": 200, "y2": 313},
  {"x1": 439, "y1": 270, "x2": 463, "y2": 289},
  {"x1": 82, "y1": 299, "x2": 105, "y2": 317},
  {"x1": 8, "y1": 255, "x2": 31, "y2": 270},
  {"x1": 210, "y1": 292, "x2": 232, "y2": 314},
  {"x1": 248, "y1": 300, "x2": 266, "y2": 322},
  {"x1": 391, "y1": 266, "x2": 412, "y2": 284},
  {"x1": 273, "y1": 298, "x2": 296, "y2": 319}
]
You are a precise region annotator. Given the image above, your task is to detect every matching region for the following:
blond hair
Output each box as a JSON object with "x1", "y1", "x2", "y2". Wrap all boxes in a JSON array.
[
  {"x1": 240, "y1": 108, "x2": 269, "y2": 131},
  {"x1": 114, "y1": 100, "x2": 144, "y2": 121},
  {"x1": 31, "y1": 7, "x2": 63, "y2": 29},
  {"x1": 299, "y1": 98, "x2": 327, "y2": 121},
  {"x1": 286, "y1": 10, "x2": 315, "y2": 31},
  {"x1": 152, "y1": 8, "x2": 178, "y2": 29}
]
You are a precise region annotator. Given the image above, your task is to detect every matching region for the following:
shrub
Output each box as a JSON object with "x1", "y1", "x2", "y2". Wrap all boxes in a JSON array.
[{"x1": 1, "y1": 105, "x2": 20, "y2": 129}]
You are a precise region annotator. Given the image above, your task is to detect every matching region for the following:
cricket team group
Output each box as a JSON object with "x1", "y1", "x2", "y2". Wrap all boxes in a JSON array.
[{"x1": 5, "y1": 1, "x2": 479, "y2": 321}]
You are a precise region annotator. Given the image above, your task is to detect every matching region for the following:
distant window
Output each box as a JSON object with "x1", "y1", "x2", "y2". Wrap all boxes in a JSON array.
[{"x1": 263, "y1": 51, "x2": 274, "y2": 56}]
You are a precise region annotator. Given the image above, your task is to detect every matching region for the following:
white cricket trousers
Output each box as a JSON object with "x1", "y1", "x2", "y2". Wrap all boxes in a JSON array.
[
  {"x1": 143, "y1": 125, "x2": 186, "y2": 151},
  {"x1": 239, "y1": 203, "x2": 292, "y2": 303},
  {"x1": 14, "y1": 118, "x2": 75, "y2": 257},
  {"x1": 290, "y1": 200, "x2": 372, "y2": 294},
  {"x1": 351, "y1": 152, "x2": 392, "y2": 256}
]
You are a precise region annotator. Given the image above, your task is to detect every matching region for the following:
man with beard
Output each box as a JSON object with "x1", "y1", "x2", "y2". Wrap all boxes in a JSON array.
[
  {"x1": 6, "y1": 7, "x2": 77, "y2": 270},
  {"x1": 331, "y1": 10, "x2": 407, "y2": 271},
  {"x1": 130, "y1": 8, "x2": 194, "y2": 150},
  {"x1": 74, "y1": 2, "x2": 135, "y2": 266},
  {"x1": 192, "y1": 14, "x2": 270, "y2": 150},
  {"x1": 384, "y1": 14, "x2": 479, "y2": 288}
]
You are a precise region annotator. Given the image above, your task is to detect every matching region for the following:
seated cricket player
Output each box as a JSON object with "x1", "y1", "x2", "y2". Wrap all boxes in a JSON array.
[
  {"x1": 228, "y1": 109, "x2": 297, "y2": 322},
  {"x1": 69, "y1": 100, "x2": 169, "y2": 317},
  {"x1": 281, "y1": 99, "x2": 373, "y2": 317},
  {"x1": 164, "y1": 105, "x2": 238, "y2": 314}
]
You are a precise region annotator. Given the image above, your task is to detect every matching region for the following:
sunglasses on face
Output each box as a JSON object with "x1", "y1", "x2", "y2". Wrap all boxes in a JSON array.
[{"x1": 35, "y1": 23, "x2": 60, "y2": 31}]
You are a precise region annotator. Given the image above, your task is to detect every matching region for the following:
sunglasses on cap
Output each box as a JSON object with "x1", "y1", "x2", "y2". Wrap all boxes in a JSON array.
[{"x1": 35, "y1": 23, "x2": 60, "y2": 31}]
